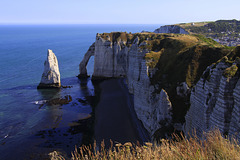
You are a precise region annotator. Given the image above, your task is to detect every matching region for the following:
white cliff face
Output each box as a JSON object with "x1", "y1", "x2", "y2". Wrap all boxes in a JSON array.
[
  {"x1": 79, "y1": 43, "x2": 95, "y2": 77},
  {"x1": 80, "y1": 32, "x2": 240, "y2": 140},
  {"x1": 38, "y1": 49, "x2": 61, "y2": 89},
  {"x1": 79, "y1": 33, "x2": 173, "y2": 137},
  {"x1": 127, "y1": 40, "x2": 172, "y2": 136},
  {"x1": 93, "y1": 34, "x2": 128, "y2": 78},
  {"x1": 229, "y1": 79, "x2": 240, "y2": 139},
  {"x1": 184, "y1": 58, "x2": 240, "y2": 138},
  {"x1": 154, "y1": 25, "x2": 189, "y2": 34}
]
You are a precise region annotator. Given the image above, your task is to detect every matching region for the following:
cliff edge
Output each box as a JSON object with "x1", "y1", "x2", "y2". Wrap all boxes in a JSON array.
[
  {"x1": 154, "y1": 25, "x2": 189, "y2": 34},
  {"x1": 79, "y1": 32, "x2": 233, "y2": 139},
  {"x1": 185, "y1": 46, "x2": 240, "y2": 139}
]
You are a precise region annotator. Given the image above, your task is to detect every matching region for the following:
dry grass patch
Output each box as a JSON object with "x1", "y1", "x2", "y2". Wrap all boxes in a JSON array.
[
  {"x1": 50, "y1": 130, "x2": 240, "y2": 160},
  {"x1": 169, "y1": 34, "x2": 199, "y2": 47}
]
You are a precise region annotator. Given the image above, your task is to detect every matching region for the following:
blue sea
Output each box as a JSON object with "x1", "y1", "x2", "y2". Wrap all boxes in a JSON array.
[{"x1": 0, "y1": 24, "x2": 161, "y2": 159}]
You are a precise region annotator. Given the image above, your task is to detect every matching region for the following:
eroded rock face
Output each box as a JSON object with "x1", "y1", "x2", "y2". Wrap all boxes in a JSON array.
[
  {"x1": 78, "y1": 43, "x2": 95, "y2": 77},
  {"x1": 154, "y1": 25, "x2": 189, "y2": 34},
  {"x1": 184, "y1": 58, "x2": 240, "y2": 138},
  {"x1": 92, "y1": 34, "x2": 128, "y2": 78},
  {"x1": 127, "y1": 41, "x2": 172, "y2": 136},
  {"x1": 79, "y1": 33, "x2": 173, "y2": 137},
  {"x1": 37, "y1": 49, "x2": 61, "y2": 89},
  {"x1": 80, "y1": 32, "x2": 239, "y2": 139}
]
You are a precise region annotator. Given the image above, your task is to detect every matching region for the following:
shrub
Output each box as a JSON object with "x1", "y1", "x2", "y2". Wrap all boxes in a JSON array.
[{"x1": 223, "y1": 65, "x2": 238, "y2": 78}]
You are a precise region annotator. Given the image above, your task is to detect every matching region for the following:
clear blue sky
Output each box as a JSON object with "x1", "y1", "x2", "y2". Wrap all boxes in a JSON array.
[{"x1": 0, "y1": 0, "x2": 239, "y2": 24}]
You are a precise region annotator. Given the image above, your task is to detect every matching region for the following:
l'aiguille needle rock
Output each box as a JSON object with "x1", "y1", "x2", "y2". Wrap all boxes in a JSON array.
[{"x1": 37, "y1": 49, "x2": 61, "y2": 89}]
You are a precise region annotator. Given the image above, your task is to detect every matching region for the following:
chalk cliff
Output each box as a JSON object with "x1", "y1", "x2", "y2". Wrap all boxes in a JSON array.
[
  {"x1": 185, "y1": 47, "x2": 240, "y2": 139},
  {"x1": 126, "y1": 37, "x2": 172, "y2": 135},
  {"x1": 92, "y1": 33, "x2": 128, "y2": 78},
  {"x1": 154, "y1": 25, "x2": 189, "y2": 34},
  {"x1": 38, "y1": 49, "x2": 61, "y2": 89},
  {"x1": 79, "y1": 32, "x2": 231, "y2": 138},
  {"x1": 78, "y1": 43, "x2": 95, "y2": 77},
  {"x1": 80, "y1": 33, "x2": 175, "y2": 137}
]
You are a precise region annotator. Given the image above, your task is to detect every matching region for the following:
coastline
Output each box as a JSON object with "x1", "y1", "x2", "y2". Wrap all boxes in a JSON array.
[
  {"x1": 0, "y1": 77, "x2": 95, "y2": 160},
  {"x1": 119, "y1": 78, "x2": 150, "y2": 142},
  {"x1": 94, "y1": 78, "x2": 149, "y2": 147}
]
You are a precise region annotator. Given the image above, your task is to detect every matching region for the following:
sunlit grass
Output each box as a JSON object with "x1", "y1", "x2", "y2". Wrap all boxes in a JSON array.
[{"x1": 50, "y1": 129, "x2": 240, "y2": 160}]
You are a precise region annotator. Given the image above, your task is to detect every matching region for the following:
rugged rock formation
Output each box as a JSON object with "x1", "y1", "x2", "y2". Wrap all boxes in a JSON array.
[
  {"x1": 126, "y1": 38, "x2": 172, "y2": 135},
  {"x1": 37, "y1": 49, "x2": 61, "y2": 89},
  {"x1": 47, "y1": 95, "x2": 72, "y2": 105},
  {"x1": 78, "y1": 43, "x2": 95, "y2": 77},
  {"x1": 79, "y1": 33, "x2": 174, "y2": 136},
  {"x1": 79, "y1": 32, "x2": 231, "y2": 138},
  {"x1": 92, "y1": 33, "x2": 128, "y2": 78},
  {"x1": 184, "y1": 53, "x2": 240, "y2": 139},
  {"x1": 154, "y1": 25, "x2": 189, "y2": 34}
]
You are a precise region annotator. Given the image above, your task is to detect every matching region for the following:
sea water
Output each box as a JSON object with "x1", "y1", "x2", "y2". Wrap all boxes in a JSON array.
[{"x1": 0, "y1": 24, "x2": 161, "y2": 159}]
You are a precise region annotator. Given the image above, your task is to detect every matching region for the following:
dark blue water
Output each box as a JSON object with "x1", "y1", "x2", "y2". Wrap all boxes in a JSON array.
[{"x1": 0, "y1": 24, "x2": 161, "y2": 159}]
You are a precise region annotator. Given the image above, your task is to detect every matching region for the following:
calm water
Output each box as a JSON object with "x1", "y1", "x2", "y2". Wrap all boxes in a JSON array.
[{"x1": 0, "y1": 24, "x2": 161, "y2": 159}]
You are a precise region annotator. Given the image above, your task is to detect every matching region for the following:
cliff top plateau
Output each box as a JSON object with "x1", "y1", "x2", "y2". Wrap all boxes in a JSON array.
[
  {"x1": 97, "y1": 32, "x2": 232, "y2": 86},
  {"x1": 154, "y1": 19, "x2": 240, "y2": 46},
  {"x1": 176, "y1": 19, "x2": 240, "y2": 36}
]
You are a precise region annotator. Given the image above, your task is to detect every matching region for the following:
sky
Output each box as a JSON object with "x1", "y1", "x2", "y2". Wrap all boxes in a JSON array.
[{"x1": 0, "y1": 0, "x2": 240, "y2": 24}]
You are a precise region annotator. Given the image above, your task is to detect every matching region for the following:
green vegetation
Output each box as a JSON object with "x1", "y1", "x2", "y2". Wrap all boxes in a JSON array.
[
  {"x1": 141, "y1": 34, "x2": 230, "y2": 123},
  {"x1": 101, "y1": 32, "x2": 128, "y2": 42},
  {"x1": 99, "y1": 32, "x2": 232, "y2": 123},
  {"x1": 227, "y1": 46, "x2": 240, "y2": 59},
  {"x1": 193, "y1": 34, "x2": 221, "y2": 47},
  {"x1": 178, "y1": 19, "x2": 240, "y2": 38},
  {"x1": 145, "y1": 51, "x2": 162, "y2": 68},
  {"x1": 223, "y1": 65, "x2": 238, "y2": 78},
  {"x1": 50, "y1": 129, "x2": 240, "y2": 160},
  {"x1": 178, "y1": 21, "x2": 213, "y2": 28},
  {"x1": 56, "y1": 32, "x2": 240, "y2": 160}
]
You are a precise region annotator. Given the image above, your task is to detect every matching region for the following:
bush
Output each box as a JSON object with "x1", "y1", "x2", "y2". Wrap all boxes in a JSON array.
[{"x1": 223, "y1": 65, "x2": 238, "y2": 78}]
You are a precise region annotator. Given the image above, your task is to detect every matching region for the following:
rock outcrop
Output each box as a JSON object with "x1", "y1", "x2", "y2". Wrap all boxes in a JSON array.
[
  {"x1": 184, "y1": 55, "x2": 240, "y2": 139},
  {"x1": 80, "y1": 33, "x2": 174, "y2": 137},
  {"x1": 78, "y1": 43, "x2": 95, "y2": 77},
  {"x1": 126, "y1": 38, "x2": 172, "y2": 135},
  {"x1": 154, "y1": 25, "x2": 189, "y2": 34},
  {"x1": 79, "y1": 32, "x2": 232, "y2": 138},
  {"x1": 92, "y1": 33, "x2": 128, "y2": 78},
  {"x1": 79, "y1": 33, "x2": 128, "y2": 79},
  {"x1": 37, "y1": 49, "x2": 61, "y2": 89}
]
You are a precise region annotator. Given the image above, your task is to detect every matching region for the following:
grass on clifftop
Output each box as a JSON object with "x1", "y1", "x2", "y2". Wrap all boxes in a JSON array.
[
  {"x1": 140, "y1": 33, "x2": 230, "y2": 123},
  {"x1": 176, "y1": 19, "x2": 240, "y2": 37},
  {"x1": 50, "y1": 129, "x2": 240, "y2": 160},
  {"x1": 223, "y1": 64, "x2": 238, "y2": 78},
  {"x1": 144, "y1": 33, "x2": 227, "y2": 87},
  {"x1": 98, "y1": 32, "x2": 232, "y2": 123}
]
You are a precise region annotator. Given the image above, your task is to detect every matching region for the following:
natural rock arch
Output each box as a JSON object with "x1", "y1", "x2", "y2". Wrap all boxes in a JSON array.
[{"x1": 78, "y1": 43, "x2": 95, "y2": 77}]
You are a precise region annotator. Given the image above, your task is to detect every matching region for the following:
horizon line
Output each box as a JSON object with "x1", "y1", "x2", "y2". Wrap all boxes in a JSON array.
[
  {"x1": 0, "y1": 23, "x2": 165, "y2": 25},
  {"x1": 0, "y1": 19, "x2": 238, "y2": 26}
]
